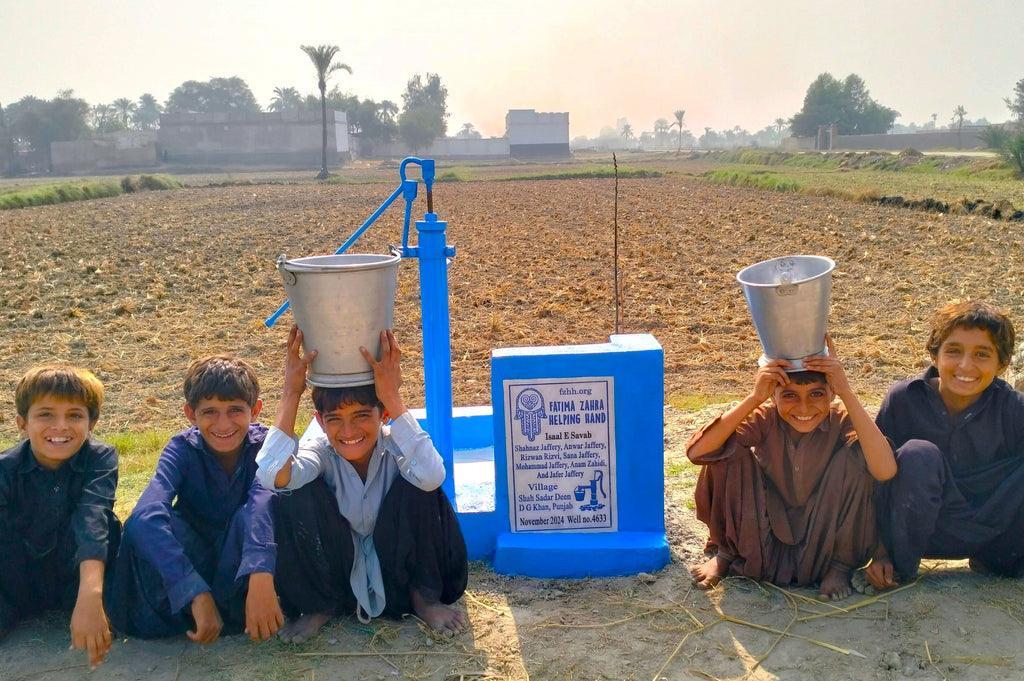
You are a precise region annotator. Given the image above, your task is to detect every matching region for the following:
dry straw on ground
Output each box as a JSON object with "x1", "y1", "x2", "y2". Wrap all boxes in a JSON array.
[{"x1": 3, "y1": 168, "x2": 1024, "y2": 679}]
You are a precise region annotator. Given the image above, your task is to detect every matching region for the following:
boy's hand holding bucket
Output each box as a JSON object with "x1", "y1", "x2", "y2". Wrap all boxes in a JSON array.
[
  {"x1": 275, "y1": 325, "x2": 316, "y2": 438},
  {"x1": 360, "y1": 329, "x2": 406, "y2": 419}
]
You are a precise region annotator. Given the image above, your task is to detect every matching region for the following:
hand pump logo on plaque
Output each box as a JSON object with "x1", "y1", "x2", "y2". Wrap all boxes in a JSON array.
[{"x1": 505, "y1": 378, "x2": 616, "y2": 532}]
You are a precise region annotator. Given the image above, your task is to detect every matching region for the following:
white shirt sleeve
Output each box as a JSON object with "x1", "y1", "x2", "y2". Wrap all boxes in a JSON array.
[
  {"x1": 386, "y1": 411, "x2": 446, "y2": 491},
  {"x1": 254, "y1": 426, "x2": 297, "y2": 489},
  {"x1": 255, "y1": 426, "x2": 325, "y2": 490}
]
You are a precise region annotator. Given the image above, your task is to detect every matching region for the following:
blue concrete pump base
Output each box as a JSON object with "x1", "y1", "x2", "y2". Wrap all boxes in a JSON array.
[{"x1": 494, "y1": 531, "x2": 670, "y2": 578}]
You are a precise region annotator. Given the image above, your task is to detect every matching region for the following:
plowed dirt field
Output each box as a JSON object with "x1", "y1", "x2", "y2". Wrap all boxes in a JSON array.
[{"x1": 3, "y1": 170, "x2": 1024, "y2": 681}]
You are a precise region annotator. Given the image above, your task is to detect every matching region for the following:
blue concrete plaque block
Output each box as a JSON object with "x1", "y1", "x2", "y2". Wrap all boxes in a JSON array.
[{"x1": 490, "y1": 334, "x2": 669, "y2": 577}]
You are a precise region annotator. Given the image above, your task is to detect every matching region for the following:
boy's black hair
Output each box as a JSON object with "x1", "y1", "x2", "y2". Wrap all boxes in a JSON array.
[
  {"x1": 312, "y1": 384, "x2": 384, "y2": 415},
  {"x1": 183, "y1": 355, "x2": 260, "y2": 409},
  {"x1": 926, "y1": 301, "x2": 1015, "y2": 366},
  {"x1": 787, "y1": 370, "x2": 828, "y2": 385},
  {"x1": 15, "y1": 365, "x2": 105, "y2": 424}
]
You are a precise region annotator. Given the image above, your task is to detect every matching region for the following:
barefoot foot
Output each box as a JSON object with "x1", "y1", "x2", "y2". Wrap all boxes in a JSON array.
[
  {"x1": 690, "y1": 554, "x2": 730, "y2": 589},
  {"x1": 411, "y1": 590, "x2": 466, "y2": 638},
  {"x1": 277, "y1": 613, "x2": 330, "y2": 644},
  {"x1": 819, "y1": 565, "x2": 853, "y2": 601}
]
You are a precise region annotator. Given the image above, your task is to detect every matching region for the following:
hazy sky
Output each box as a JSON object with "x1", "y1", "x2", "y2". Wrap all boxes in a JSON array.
[{"x1": 3, "y1": 0, "x2": 1022, "y2": 138}]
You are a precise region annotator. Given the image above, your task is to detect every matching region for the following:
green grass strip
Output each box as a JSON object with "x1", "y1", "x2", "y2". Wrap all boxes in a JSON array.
[
  {"x1": 119, "y1": 174, "x2": 183, "y2": 193},
  {"x1": 502, "y1": 168, "x2": 662, "y2": 181},
  {"x1": 0, "y1": 181, "x2": 121, "y2": 209},
  {"x1": 703, "y1": 168, "x2": 801, "y2": 192},
  {"x1": 432, "y1": 166, "x2": 664, "y2": 182},
  {"x1": 0, "y1": 174, "x2": 182, "y2": 210}
]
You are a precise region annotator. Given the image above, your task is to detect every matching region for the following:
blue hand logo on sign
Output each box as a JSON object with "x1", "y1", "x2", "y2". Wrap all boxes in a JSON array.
[{"x1": 514, "y1": 388, "x2": 546, "y2": 442}]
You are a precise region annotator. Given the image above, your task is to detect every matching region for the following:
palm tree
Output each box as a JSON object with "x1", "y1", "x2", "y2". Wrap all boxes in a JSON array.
[
  {"x1": 378, "y1": 100, "x2": 398, "y2": 124},
  {"x1": 269, "y1": 86, "x2": 302, "y2": 113},
  {"x1": 90, "y1": 104, "x2": 117, "y2": 133},
  {"x1": 134, "y1": 93, "x2": 162, "y2": 130},
  {"x1": 456, "y1": 122, "x2": 481, "y2": 139},
  {"x1": 670, "y1": 109, "x2": 686, "y2": 153},
  {"x1": 653, "y1": 118, "x2": 669, "y2": 148},
  {"x1": 300, "y1": 44, "x2": 352, "y2": 179},
  {"x1": 112, "y1": 97, "x2": 136, "y2": 129},
  {"x1": 952, "y1": 105, "x2": 967, "y2": 148},
  {"x1": 774, "y1": 117, "x2": 788, "y2": 144}
]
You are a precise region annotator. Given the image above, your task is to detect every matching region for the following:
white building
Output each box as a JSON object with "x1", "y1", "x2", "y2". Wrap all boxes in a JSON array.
[{"x1": 505, "y1": 109, "x2": 570, "y2": 158}]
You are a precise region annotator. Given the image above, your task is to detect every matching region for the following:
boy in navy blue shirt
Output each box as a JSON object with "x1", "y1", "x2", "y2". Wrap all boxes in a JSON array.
[
  {"x1": 107, "y1": 356, "x2": 282, "y2": 643},
  {"x1": 867, "y1": 301, "x2": 1024, "y2": 589},
  {"x1": 1, "y1": 366, "x2": 120, "y2": 670}
]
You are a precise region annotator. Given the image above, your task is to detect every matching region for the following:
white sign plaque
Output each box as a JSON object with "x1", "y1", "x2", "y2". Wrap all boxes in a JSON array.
[{"x1": 503, "y1": 377, "x2": 616, "y2": 532}]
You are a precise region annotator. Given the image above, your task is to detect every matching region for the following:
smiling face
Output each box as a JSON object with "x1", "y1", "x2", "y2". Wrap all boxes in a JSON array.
[
  {"x1": 773, "y1": 380, "x2": 834, "y2": 434},
  {"x1": 184, "y1": 396, "x2": 262, "y2": 458},
  {"x1": 16, "y1": 395, "x2": 94, "y2": 471},
  {"x1": 931, "y1": 325, "x2": 1005, "y2": 413},
  {"x1": 315, "y1": 401, "x2": 387, "y2": 474}
]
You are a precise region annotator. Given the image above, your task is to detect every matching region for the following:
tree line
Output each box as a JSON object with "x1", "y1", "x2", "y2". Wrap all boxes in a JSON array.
[{"x1": 0, "y1": 46, "x2": 451, "y2": 174}]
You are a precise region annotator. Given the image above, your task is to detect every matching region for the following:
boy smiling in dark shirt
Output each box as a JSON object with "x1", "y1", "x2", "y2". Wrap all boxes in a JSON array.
[
  {"x1": 868, "y1": 301, "x2": 1024, "y2": 588},
  {"x1": 1, "y1": 366, "x2": 120, "y2": 670},
  {"x1": 107, "y1": 355, "x2": 282, "y2": 643}
]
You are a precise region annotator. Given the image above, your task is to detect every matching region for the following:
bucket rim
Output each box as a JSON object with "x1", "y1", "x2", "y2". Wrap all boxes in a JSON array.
[
  {"x1": 736, "y1": 255, "x2": 835, "y2": 288},
  {"x1": 278, "y1": 252, "x2": 401, "y2": 273}
]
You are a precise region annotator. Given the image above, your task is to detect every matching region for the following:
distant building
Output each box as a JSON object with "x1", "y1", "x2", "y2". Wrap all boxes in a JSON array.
[
  {"x1": 371, "y1": 109, "x2": 572, "y2": 160},
  {"x1": 505, "y1": 109, "x2": 570, "y2": 158},
  {"x1": 51, "y1": 130, "x2": 158, "y2": 174},
  {"x1": 782, "y1": 123, "x2": 998, "y2": 152},
  {"x1": 157, "y1": 110, "x2": 349, "y2": 165}
]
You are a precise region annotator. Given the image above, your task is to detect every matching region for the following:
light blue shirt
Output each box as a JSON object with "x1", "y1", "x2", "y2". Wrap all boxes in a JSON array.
[{"x1": 255, "y1": 411, "x2": 445, "y2": 620}]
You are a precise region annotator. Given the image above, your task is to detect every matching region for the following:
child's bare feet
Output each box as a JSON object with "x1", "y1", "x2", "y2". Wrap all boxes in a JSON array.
[
  {"x1": 277, "y1": 613, "x2": 330, "y2": 644},
  {"x1": 818, "y1": 565, "x2": 853, "y2": 601},
  {"x1": 411, "y1": 590, "x2": 466, "y2": 637},
  {"x1": 690, "y1": 555, "x2": 730, "y2": 589}
]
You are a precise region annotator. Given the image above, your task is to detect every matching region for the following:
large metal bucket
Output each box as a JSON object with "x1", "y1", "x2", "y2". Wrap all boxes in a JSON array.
[
  {"x1": 277, "y1": 253, "x2": 400, "y2": 387},
  {"x1": 736, "y1": 255, "x2": 834, "y2": 367}
]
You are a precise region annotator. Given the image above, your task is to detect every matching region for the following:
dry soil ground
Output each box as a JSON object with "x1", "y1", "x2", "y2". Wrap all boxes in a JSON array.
[{"x1": 3, "y1": 166, "x2": 1024, "y2": 680}]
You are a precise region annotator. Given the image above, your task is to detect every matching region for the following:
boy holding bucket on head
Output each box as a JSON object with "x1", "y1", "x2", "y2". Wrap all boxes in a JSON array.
[
  {"x1": 255, "y1": 325, "x2": 468, "y2": 643},
  {"x1": 687, "y1": 336, "x2": 896, "y2": 600},
  {"x1": 1, "y1": 366, "x2": 120, "y2": 669},
  {"x1": 106, "y1": 356, "x2": 283, "y2": 644},
  {"x1": 865, "y1": 301, "x2": 1024, "y2": 590}
]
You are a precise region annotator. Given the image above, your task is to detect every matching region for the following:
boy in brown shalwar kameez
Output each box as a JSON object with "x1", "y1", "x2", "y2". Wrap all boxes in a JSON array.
[{"x1": 687, "y1": 336, "x2": 896, "y2": 600}]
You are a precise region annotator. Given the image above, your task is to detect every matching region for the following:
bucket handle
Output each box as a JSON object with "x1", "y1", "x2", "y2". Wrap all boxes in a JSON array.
[
  {"x1": 276, "y1": 254, "x2": 297, "y2": 286},
  {"x1": 775, "y1": 259, "x2": 797, "y2": 296},
  {"x1": 776, "y1": 275, "x2": 798, "y2": 296}
]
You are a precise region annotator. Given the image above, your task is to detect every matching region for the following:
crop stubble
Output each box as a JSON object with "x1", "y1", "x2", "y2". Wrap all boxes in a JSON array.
[
  {"x1": 4, "y1": 174, "x2": 1024, "y2": 680},
  {"x1": 1, "y1": 176, "x2": 1022, "y2": 436}
]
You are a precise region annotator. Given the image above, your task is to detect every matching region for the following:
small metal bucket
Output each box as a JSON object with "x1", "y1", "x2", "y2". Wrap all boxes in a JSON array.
[
  {"x1": 277, "y1": 253, "x2": 400, "y2": 387},
  {"x1": 736, "y1": 255, "x2": 834, "y2": 367}
]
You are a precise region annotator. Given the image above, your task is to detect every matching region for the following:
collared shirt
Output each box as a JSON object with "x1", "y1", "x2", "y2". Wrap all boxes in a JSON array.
[
  {"x1": 876, "y1": 367, "x2": 1024, "y2": 483},
  {"x1": 129, "y1": 423, "x2": 274, "y2": 613},
  {"x1": 256, "y1": 411, "x2": 444, "y2": 618},
  {"x1": 0, "y1": 437, "x2": 118, "y2": 564}
]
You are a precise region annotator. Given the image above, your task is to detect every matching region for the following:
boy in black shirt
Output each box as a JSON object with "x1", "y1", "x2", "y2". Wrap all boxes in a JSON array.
[{"x1": 0, "y1": 366, "x2": 120, "y2": 669}]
